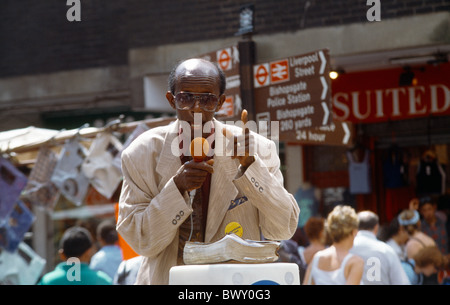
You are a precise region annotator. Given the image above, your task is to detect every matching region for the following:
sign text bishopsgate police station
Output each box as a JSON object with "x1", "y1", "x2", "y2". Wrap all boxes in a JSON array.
[{"x1": 254, "y1": 49, "x2": 343, "y2": 144}]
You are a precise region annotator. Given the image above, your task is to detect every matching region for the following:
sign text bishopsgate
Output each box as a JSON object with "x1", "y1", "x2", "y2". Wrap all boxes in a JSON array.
[{"x1": 254, "y1": 49, "x2": 332, "y2": 142}]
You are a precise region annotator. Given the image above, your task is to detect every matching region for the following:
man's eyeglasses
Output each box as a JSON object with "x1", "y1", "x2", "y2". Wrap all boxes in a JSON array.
[{"x1": 173, "y1": 92, "x2": 220, "y2": 112}]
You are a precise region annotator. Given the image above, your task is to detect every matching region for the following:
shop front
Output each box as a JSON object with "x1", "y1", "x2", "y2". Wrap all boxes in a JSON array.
[{"x1": 304, "y1": 61, "x2": 450, "y2": 223}]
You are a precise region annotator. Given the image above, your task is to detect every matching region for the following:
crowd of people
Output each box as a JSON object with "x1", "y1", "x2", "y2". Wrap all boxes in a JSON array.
[
  {"x1": 34, "y1": 194, "x2": 448, "y2": 285},
  {"x1": 280, "y1": 195, "x2": 450, "y2": 285}
]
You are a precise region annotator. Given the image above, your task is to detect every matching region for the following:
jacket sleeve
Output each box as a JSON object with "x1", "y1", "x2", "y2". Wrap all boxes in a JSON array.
[
  {"x1": 116, "y1": 149, "x2": 192, "y2": 259},
  {"x1": 233, "y1": 139, "x2": 300, "y2": 240}
]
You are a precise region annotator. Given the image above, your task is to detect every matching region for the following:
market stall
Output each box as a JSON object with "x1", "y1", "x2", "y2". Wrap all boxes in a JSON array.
[{"x1": 0, "y1": 116, "x2": 175, "y2": 283}]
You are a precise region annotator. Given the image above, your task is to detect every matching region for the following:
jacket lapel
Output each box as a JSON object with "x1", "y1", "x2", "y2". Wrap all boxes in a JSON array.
[{"x1": 155, "y1": 120, "x2": 182, "y2": 189}]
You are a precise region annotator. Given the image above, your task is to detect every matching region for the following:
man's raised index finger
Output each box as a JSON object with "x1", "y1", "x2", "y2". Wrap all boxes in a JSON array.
[{"x1": 241, "y1": 109, "x2": 248, "y2": 135}]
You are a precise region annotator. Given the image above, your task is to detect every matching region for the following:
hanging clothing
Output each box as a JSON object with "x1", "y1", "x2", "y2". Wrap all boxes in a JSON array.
[
  {"x1": 0, "y1": 157, "x2": 28, "y2": 220},
  {"x1": 383, "y1": 146, "x2": 409, "y2": 188},
  {"x1": 347, "y1": 149, "x2": 372, "y2": 194},
  {"x1": 416, "y1": 157, "x2": 446, "y2": 196}
]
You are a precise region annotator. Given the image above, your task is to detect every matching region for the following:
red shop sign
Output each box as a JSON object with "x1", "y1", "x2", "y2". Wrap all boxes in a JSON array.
[{"x1": 331, "y1": 62, "x2": 450, "y2": 123}]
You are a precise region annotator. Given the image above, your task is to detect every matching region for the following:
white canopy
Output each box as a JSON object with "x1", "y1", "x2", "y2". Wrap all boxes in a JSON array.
[
  {"x1": 0, "y1": 126, "x2": 59, "y2": 152},
  {"x1": 0, "y1": 117, "x2": 176, "y2": 154}
]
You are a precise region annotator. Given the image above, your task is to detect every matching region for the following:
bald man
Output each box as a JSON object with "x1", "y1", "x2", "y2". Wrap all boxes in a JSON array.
[
  {"x1": 350, "y1": 210, "x2": 410, "y2": 285},
  {"x1": 117, "y1": 58, "x2": 299, "y2": 284}
]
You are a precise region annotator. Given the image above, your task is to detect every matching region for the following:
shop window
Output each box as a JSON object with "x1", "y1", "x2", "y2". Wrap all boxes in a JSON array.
[{"x1": 311, "y1": 145, "x2": 348, "y2": 172}]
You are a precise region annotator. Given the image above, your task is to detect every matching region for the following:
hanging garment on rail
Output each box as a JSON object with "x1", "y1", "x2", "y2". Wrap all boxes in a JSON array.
[
  {"x1": 22, "y1": 145, "x2": 60, "y2": 209},
  {"x1": 383, "y1": 146, "x2": 409, "y2": 188},
  {"x1": 416, "y1": 150, "x2": 446, "y2": 195},
  {"x1": 347, "y1": 149, "x2": 372, "y2": 194},
  {"x1": 51, "y1": 137, "x2": 90, "y2": 206},
  {"x1": 0, "y1": 200, "x2": 34, "y2": 252},
  {"x1": 82, "y1": 132, "x2": 123, "y2": 199},
  {"x1": 0, "y1": 157, "x2": 27, "y2": 220}
]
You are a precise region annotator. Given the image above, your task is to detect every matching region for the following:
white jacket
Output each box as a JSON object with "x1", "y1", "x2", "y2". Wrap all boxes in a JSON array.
[{"x1": 117, "y1": 119, "x2": 299, "y2": 284}]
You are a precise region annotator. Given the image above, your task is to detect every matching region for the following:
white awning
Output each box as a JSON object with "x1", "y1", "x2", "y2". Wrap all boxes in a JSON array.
[{"x1": 0, "y1": 126, "x2": 59, "y2": 152}]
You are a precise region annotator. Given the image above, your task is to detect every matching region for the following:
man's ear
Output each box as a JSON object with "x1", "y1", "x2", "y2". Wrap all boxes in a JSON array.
[
  {"x1": 166, "y1": 91, "x2": 176, "y2": 110},
  {"x1": 215, "y1": 94, "x2": 226, "y2": 112}
]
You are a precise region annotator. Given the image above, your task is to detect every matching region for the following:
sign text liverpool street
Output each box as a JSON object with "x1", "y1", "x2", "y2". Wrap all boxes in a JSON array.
[{"x1": 254, "y1": 49, "x2": 332, "y2": 142}]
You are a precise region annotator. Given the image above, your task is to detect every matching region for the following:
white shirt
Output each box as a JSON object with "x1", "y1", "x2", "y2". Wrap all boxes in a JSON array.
[
  {"x1": 309, "y1": 251, "x2": 360, "y2": 285},
  {"x1": 350, "y1": 230, "x2": 410, "y2": 285}
]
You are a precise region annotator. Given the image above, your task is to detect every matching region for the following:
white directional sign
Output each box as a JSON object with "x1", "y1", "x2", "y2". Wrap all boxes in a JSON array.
[
  {"x1": 294, "y1": 121, "x2": 354, "y2": 146},
  {"x1": 254, "y1": 49, "x2": 332, "y2": 142}
]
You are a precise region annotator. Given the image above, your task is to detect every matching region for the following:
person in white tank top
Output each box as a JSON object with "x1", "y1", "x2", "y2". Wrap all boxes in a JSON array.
[{"x1": 303, "y1": 205, "x2": 364, "y2": 285}]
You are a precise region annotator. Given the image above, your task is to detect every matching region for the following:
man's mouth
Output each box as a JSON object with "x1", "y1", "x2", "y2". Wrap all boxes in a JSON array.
[{"x1": 191, "y1": 121, "x2": 202, "y2": 132}]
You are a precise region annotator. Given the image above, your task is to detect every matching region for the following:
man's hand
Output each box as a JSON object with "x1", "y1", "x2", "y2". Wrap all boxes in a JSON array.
[
  {"x1": 173, "y1": 159, "x2": 214, "y2": 194},
  {"x1": 409, "y1": 197, "x2": 419, "y2": 210},
  {"x1": 222, "y1": 109, "x2": 255, "y2": 169}
]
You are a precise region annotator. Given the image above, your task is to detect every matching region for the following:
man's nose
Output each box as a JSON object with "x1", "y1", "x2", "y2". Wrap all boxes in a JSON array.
[{"x1": 192, "y1": 98, "x2": 202, "y2": 112}]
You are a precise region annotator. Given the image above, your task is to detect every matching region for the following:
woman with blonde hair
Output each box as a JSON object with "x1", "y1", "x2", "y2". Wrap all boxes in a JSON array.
[
  {"x1": 397, "y1": 209, "x2": 435, "y2": 259},
  {"x1": 303, "y1": 205, "x2": 364, "y2": 285}
]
